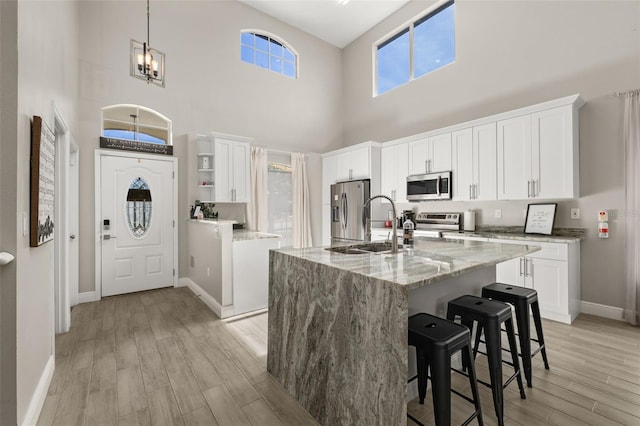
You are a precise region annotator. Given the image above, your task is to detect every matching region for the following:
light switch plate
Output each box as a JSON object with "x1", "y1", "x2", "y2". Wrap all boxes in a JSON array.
[
  {"x1": 571, "y1": 208, "x2": 580, "y2": 219},
  {"x1": 494, "y1": 209, "x2": 502, "y2": 219}
]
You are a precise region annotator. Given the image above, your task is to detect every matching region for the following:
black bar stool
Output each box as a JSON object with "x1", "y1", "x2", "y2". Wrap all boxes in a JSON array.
[
  {"x1": 479, "y1": 283, "x2": 549, "y2": 388},
  {"x1": 446, "y1": 295, "x2": 526, "y2": 426},
  {"x1": 408, "y1": 313, "x2": 483, "y2": 426}
]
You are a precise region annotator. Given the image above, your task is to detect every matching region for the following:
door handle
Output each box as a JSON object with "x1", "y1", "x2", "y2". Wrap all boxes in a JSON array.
[
  {"x1": 469, "y1": 185, "x2": 472, "y2": 199},
  {"x1": 532, "y1": 179, "x2": 538, "y2": 197},
  {"x1": 527, "y1": 180, "x2": 532, "y2": 198},
  {"x1": 103, "y1": 235, "x2": 117, "y2": 240},
  {"x1": 473, "y1": 184, "x2": 477, "y2": 199},
  {"x1": 70, "y1": 235, "x2": 76, "y2": 240},
  {"x1": 527, "y1": 258, "x2": 533, "y2": 277},
  {"x1": 436, "y1": 176, "x2": 441, "y2": 196},
  {"x1": 0, "y1": 252, "x2": 15, "y2": 266}
]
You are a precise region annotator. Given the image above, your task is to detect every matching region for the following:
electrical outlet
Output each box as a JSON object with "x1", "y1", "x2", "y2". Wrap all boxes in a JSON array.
[
  {"x1": 494, "y1": 209, "x2": 502, "y2": 219},
  {"x1": 570, "y1": 208, "x2": 580, "y2": 219}
]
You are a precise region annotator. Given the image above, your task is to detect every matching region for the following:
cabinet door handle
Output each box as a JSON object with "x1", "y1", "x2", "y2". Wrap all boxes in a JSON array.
[
  {"x1": 527, "y1": 258, "x2": 533, "y2": 277},
  {"x1": 527, "y1": 180, "x2": 532, "y2": 198},
  {"x1": 473, "y1": 184, "x2": 477, "y2": 200},
  {"x1": 519, "y1": 257, "x2": 524, "y2": 276},
  {"x1": 469, "y1": 185, "x2": 472, "y2": 199},
  {"x1": 533, "y1": 179, "x2": 538, "y2": 197}
]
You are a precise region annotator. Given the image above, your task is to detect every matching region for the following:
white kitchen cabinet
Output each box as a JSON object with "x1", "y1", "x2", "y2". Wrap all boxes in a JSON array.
[
  {"x1": 214, "y1": 137, "x2": 250, "y2": 202},
  {"x1": 452, "y1": 122, "x2": 497, "y2": 201},
  {"x1": 497, "y1": 115, "x2": 531, "y2": 200},
  {"x1": 494, "y1": 238, "x2": 580, "y2": 324},
  {"x1": 190, "y1": 133, "x2": 251, "y2": 203},
  {"x1": 335, "y1": 145, "x2": 371, "y2": 181},
  {"x1": 497, "y1": 104, "x2": 579, "y2": 200},
  {"x1": 408, "y1": 133, "x2": 452, "y2": 175},
  {"x1": 380, "y1": 142, "x2": 409, "y2": 203}
]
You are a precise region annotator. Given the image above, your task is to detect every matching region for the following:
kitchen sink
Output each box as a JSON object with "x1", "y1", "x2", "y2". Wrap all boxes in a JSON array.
[{"x1": 325, "y1": 242, "x2": 404, "y2": 255}]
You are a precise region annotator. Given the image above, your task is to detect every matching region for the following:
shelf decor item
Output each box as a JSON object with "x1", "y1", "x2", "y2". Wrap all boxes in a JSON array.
[
  {"x1": 30, "y1": 116, "x2": 56, "y2": 247},
  {"x1": 524, "y1": 203, "x2": 557, "y2": 235}
]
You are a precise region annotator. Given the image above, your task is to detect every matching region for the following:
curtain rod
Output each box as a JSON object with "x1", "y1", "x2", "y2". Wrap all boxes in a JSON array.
[
  {"x1": 614, "y1": 88, "x2": 640, "y2": 96},
  {"x1": 260, "y1": 146, "x2": 309, "y2": 157}
]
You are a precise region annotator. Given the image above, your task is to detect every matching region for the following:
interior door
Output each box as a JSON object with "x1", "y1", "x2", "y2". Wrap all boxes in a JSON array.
[{"x1": 100, "y1": 155, "x2": 175, "y2": 297}]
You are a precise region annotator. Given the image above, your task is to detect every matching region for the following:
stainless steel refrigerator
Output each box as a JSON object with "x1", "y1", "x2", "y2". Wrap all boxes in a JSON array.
[{"x1": 330, "y1": 179, "x2": 371, "y2": 244}]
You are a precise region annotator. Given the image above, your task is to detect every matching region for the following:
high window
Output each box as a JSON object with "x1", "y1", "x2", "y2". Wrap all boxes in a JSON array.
[
  {"x1": 101, "y1": 104, "x2": 172, "y2": 145},
  {"x1": 375, "y1": 0, "x2": 455, "y2": 96},
  {"x1": 241, "y1": 31, "x2": 297, "y2": 79}
]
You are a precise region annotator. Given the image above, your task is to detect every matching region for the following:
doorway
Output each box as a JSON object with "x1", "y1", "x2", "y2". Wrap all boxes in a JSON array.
[
  {"x1": 95, "y1": 151, "x2": 177, "y2": 297},
  {"x1": 53, "y1": 104, "x2": 76, "y2": 334}
]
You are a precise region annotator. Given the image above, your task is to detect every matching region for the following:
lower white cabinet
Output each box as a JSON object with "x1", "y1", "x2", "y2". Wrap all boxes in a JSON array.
[{"x1": 493, "y1": 238, "x2": 580, "y2": 324}]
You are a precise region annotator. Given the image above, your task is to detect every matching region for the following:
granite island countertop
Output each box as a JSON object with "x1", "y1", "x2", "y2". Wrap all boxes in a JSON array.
[
  {"x1": 232, "y1": 230, "x2": 281, "y2": 241},
  {"x1": 274, "y1": 238, "x2": 539, "y2": 291}
]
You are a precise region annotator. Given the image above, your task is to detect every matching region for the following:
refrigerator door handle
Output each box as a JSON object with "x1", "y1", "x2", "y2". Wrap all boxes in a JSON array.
[{"x1": 342, "y1": 193, "x2": 348, "y2": 230}]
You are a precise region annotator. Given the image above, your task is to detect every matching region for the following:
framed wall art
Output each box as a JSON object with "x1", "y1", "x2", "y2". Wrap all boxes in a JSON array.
[
  {"x1": 524, "y1": 203, "x2": 557, "y2": 235},
  {"x1": 30, "y1": 115, "x2": 56, "y2": 247}
]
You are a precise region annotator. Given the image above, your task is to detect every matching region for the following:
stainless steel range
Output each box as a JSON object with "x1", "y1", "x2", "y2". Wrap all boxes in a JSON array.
[{"x1": 414, "y1": 212, "x2": 462, "y2": 238}]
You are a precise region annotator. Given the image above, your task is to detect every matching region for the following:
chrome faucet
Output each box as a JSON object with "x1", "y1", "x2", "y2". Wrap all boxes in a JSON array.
[{"x1": 364, "y1": 194, "x2": 399, "y2": 254}]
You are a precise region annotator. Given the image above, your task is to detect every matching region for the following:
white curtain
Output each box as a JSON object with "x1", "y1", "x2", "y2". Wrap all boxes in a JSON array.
[
  {"x1": 247, "y1": 146, "x2": 268, "y2": 232},
  {"x1": 624, "y1": 90, "x2": 640, "y2": 325},
  {"x1": 292, "y1": 153, "x2": 313, "y2": 248}
]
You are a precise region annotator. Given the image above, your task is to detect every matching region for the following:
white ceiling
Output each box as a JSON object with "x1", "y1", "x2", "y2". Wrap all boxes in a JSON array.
[{"x1": 238, "y1": 0, "x2": 410, "y2": 48}]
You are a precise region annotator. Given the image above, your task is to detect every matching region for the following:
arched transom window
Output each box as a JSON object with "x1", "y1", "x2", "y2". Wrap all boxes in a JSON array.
[{"x1": 240, "y1": 30, "x2": 297, "y2": 79}]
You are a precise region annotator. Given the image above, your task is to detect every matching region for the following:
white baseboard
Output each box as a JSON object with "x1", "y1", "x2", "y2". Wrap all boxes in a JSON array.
[
  {"x1": 78, "y1": 291, "x2": 99, "y2": 304},
  {"x1": 21, "y1": 354, "x2": 54, "y2": 426},
  {"x1": 179, "y1": 277, "x2": 233, "y2": 319},
  {"x1": 581, "y1": 301, "x2": 624, "y2": 321}
]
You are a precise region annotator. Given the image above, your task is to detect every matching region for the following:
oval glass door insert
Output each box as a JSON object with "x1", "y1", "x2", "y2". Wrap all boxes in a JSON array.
[{"x1": 126, "y1": 177, "x2": 152, "y2": 238}]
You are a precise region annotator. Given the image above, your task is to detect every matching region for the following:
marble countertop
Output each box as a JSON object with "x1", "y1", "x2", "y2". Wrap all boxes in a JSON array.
[
  {"x1": 232, "y1": 230, "x2": 281, "y2": 241},
  {"x1": 373, "y1": 226, "x2": 584, "y2": 244},
  {"x1": 190, "y1": 219, "x2": 238, "y2": 225},
  {"x1": 275, "y1": 239, "x2": 539, "y2": 291}
]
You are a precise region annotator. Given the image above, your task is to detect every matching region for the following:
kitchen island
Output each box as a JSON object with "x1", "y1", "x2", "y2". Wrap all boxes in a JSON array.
[
  {"x1": 267, "y1": 238, "x2": 539, "y2": 426},
  {"x1": 186, "y1": 219, "x2": 281, "y2": 318}
]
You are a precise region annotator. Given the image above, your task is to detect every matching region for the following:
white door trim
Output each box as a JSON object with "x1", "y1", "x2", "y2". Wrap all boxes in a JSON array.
[
  {"x1": 68, "y1": 137, "x2": 79, "y2": 307},
  {"x1": 94, "y1": 149, "x2": 178, "y2": 300},
  {"x1": 52, "y1": 102, "x2": 71, "y2": 334}
]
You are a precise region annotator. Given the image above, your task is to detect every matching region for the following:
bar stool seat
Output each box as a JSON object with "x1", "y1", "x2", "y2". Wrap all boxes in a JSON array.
[
  {"x1": 408, "y1": 313, "x2": 483, "y2": 426},
  {"x1": 447, "y1": 295, "x2": 526, "y2": 426},
  {"x1": 480, "y1": 282, "x2": 549, "y2": 388}
]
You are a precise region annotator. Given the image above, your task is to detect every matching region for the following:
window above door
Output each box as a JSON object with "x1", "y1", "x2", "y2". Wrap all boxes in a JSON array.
[{"x1": 101, "y1": 104, "x2": 173, "y2": 145}]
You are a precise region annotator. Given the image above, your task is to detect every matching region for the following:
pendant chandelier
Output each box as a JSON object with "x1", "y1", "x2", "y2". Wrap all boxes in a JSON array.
[{"x1": 129, "y1": 0, "x2": 165, "y2": 87}]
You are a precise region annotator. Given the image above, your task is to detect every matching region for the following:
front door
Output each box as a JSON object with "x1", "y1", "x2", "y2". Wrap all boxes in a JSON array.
[{"x1": 100, "y1": 154, "x2": 175, "y2": 297}]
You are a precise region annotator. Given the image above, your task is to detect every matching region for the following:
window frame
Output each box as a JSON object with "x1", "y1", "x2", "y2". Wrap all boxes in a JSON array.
[
  {"x1": 240, "y1": 29, "x2": 299, "y2": 79},
  {"x1": 373, "y1": 0, "x2": 455, "y2": 97}
]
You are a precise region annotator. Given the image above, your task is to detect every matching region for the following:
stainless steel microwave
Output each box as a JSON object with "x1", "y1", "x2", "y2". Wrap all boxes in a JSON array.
[{"x1": 407, "y1": 171, "x2": 452, "y2": 201}]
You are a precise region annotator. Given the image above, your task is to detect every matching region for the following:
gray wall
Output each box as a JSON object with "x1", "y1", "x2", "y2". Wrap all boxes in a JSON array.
[
  {"x1": 78, "y1": 1, "x2": 342, "y2": 292},
  {"x1": 0, "y1": 1, "x2": 18, "y2": 423},
  {"x1": 344, "y1": 0, "x2": 640, "y2": 309},
  {"x1": 14, "y1": 1, "x2": 80, "y2": 423}
]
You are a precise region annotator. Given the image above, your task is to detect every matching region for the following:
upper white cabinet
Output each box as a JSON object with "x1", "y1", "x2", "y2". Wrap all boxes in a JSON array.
[
  {"x1": 452, "y1": 122, "x2": 497, "y2": 201},
  {"x1": 190, "y1": 133, "x2": 251, "y2": 203},
  {"x1": 497, "y1": 104, "x2": 580, "y2": 200},
  {"x1": 408, "y1": 133, "x2": 452, "y2": 176},
  {"x1": 380, "y1": 143, "x2": 409, "y2": 203},
  {"x1": 335, "y1": 145, "x2": 371, "y2": 181},
  {"x1": 215, "y1": 138, "x2": 250, "y2": 202},
  {"x1": 322, "y1": 141, "x2": 381, "y2": 191}
]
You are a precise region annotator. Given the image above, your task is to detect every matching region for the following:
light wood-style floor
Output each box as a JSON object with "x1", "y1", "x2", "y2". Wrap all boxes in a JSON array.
[{"x1": 37, "y1": 287, "x2": 640, "y2": 425}]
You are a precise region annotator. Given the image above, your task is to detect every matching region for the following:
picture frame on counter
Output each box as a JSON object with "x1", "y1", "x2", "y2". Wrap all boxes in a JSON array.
[{"x1": 524, "y1": 203, "x2": 557, "y2": 235}]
